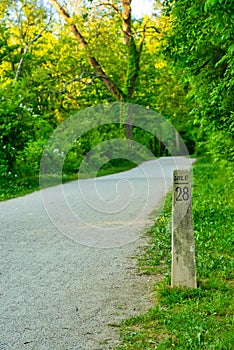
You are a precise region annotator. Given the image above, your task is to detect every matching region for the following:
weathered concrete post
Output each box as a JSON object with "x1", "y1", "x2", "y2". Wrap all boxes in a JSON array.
[{"x1": 171, "y1": 169, "x2": 197, "y2": 288}]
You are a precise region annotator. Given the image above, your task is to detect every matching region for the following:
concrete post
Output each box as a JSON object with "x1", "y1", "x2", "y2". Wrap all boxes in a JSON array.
[{"x1": 171, "y1": 169, "x2": 197, "y2": 288}]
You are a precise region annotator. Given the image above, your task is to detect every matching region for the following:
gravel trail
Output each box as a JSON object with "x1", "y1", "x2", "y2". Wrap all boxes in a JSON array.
[{"x1": 0, "y1": 157, "x2": 194, "y2": 350}]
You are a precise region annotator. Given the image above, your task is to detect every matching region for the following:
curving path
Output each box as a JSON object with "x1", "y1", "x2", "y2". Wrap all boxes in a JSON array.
[{"x1": 0, "y1": 157, "x2": 194, "y2": 350}]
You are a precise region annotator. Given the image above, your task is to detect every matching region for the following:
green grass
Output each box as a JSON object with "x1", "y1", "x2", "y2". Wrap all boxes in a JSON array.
[
  {"x1": 0, "y1": 174, "x2": 77, "y2": 201},
  {"x1": 0, "y1": 175, "x2": 40, "y2": 201},
  {"x1": 0, "y1": 159, "x2": 137, "y2": 201},
  {"x1": 78, "y1": 159, "x2": 136, "y2": 179},
  {"x1": 117, "y1": 159, "x2": 234, "y2": 349}
]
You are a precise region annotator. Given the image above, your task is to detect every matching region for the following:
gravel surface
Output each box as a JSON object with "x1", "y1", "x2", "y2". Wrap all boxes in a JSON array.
[{"x1": 0, "y1": 157, "x2": 194, "y2": 350}]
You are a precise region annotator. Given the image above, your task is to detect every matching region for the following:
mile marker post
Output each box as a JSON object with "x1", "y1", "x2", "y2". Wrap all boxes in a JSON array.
[{"x1": 171, "y1": 169, "x2": 197, "y2": 288}]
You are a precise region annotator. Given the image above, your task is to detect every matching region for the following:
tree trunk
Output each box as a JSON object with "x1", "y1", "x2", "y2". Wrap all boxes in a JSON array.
[
  {"x1": 49, "y1": 1, "x2": 147, "y2": 140},
  {"x1": 175, "y1": 130, "x2": 180, "y2": 155},
  {"x1": 49, "y1": 0, "x2": 123, "y2": 101},
  {"x1": 125, "y1": 104, "x2": 133, "y2": 140}
]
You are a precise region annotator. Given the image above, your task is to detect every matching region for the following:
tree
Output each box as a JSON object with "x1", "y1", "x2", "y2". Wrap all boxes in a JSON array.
[
  {"x1": 162, "y1": 0, "x2": 234, "y2": 166},
  {"x1": 2, "y1": 0, "x2": 194, "y2": 179},
  {"x1": 48, "y1": 0, "x2": 161, "y2": 138},
  {"x1": 0, "y1": 0, "x2": 55, "y2": 175}
]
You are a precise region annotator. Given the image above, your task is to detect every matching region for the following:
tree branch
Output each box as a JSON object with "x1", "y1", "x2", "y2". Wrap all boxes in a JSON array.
[
  {"x1": 122, "y1": 0, "x2": 132, "y2": 46},
  {"x1": 60, "y1": 72, "x2": 110, "y2": 93},
  {"x1": 134, "y1": 25, "x2": 161, "y2": 36},
  {"x1": 49, "y1": 0, "x2": 124, "y2": 101},
  {"x1": 14, "y1": 16, "x2": 51, "y2": 84},
  {"x1": 138, "y1": 21, "x2": 149, "y2": 55},
  {"x1": 145, "y1": 25, "x2": 161, "y2": 34},
  {"x1": 97, "y1": 2, "x2": 122, "y2": 18}
]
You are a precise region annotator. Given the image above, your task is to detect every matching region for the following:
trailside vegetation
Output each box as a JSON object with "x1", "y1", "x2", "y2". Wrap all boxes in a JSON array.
[
  {"x1": 117, "y1": 159, "x2": 234, "y2": 349},
  {"x1": 163, "y1": 0, "x2": 234, "y2": 168}
]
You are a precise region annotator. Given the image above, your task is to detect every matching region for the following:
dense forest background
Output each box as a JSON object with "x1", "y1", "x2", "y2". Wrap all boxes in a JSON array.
[{"x1": 0, "y1": 0, "x2": 233, "y2": 184}]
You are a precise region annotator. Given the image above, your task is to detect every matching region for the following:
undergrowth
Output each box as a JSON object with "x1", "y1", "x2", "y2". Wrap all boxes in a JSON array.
[{"x1": 0, "y1": 160, "x2": 136, "y2": 201}]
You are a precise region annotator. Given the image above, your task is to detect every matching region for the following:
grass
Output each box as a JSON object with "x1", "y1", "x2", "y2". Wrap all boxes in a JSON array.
[
  {"x1": 117, "y1": 159, "x2": 234, "y2": 349},
  {"x1": 78, "y1": 159, "x2": 136, "y2": 179},
  {"x1": 0, "y1": 159, "x2": 137, "y2": 201},
  {"x1": 0, "y1": 173, "x2": 76, "y2": 201}
]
